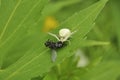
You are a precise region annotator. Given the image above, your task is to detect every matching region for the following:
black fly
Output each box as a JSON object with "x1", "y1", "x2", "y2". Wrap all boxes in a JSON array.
[
  {"x1": 45, "y1": 40, "x2": 65, "y2": 49},
  {"x1": 45, "y1": 40, "x2": 66, "y2": 62}
]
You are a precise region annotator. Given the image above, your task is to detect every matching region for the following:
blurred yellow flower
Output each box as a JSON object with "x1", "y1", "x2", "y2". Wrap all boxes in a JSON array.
[{"x1": 43, "y1": 16, "x2": 58, "y2": 32}]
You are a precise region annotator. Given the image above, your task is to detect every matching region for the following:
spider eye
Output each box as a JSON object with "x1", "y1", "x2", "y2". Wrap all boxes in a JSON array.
[{"x1": 59, "y1": 28, "x2": 71, "y2": 37}]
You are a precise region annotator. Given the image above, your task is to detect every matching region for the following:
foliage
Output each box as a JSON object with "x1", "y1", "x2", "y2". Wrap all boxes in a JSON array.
[{"x1": 0, "y1": 0, "x2": 119, "y2": 80}]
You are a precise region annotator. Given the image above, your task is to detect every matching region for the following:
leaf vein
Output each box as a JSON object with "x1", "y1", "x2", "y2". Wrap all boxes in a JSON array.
[
  {"x1": 0, "y1": 0, "x2": 42, "y2": 48},
  {"x1": 0, "y1": 0, "x2": 22, "y2": 42},
  {"x1": 5, "y1": 49, "x2": 48, "y2": 80}
]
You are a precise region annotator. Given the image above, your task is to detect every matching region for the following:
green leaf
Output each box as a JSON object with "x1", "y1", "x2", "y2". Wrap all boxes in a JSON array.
[
  {"x1": 42, "y1": 0, "x2": 82, "y2": 16},
  {"x1": 43, "y1": 72, "x2": 57, "y2": 80},
  {"x1": 0, "y1": 0, "x2": 48, "y2": 68},
  {"x1": 110, "y1": 0, "x2": 120, "y2": 50},
  {"x1": 80, "y1": 61, "x2": 120, "y2": 80},
  {"x1": 0, "y1": 0, "x2": 1, "y2": 7},
  {"x1": 79, "y1": 40, "x2": 110, "y2": 47},
  {"x1": 0, "y1": 0, "x2": 108, "y2": 80}
]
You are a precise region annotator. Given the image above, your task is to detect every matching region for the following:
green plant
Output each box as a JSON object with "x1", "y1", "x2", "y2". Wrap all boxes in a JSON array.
[{"x1": 1, "y1": 0, "x2": 119, "y2": 80}]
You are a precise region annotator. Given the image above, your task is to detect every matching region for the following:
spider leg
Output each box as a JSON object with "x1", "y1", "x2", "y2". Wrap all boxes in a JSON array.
[
  {"x1": 71, "y1": 30, "x2": 77, "y2": 35},
  {"x1": 62, "y1": 36, "x2": 70, "y2": 42},
  {"x1": 48, "y1": 32, "x2": 60, "y2": 41}
]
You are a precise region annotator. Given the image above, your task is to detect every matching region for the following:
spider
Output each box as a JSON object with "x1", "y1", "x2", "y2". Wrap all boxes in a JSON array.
[
  {"x1": 45, "y1": 28, "x2": 76, "y2": 62},
  {"x1": 48, "y1": 28, "x2": 76, "y2": 42}
]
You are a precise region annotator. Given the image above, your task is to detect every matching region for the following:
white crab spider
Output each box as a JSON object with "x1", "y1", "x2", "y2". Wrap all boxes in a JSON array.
[
  {"x1": 47, "y1": 28, "x2": 76, "y2": 62},
  {"x1": 48, "y1": 28, "x2": 76, "y2": 42}
]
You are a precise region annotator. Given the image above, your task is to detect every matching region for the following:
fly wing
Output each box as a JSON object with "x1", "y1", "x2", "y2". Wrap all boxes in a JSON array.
[{"x1": 51, "y1": 49, "x2": 57, "y2": 62}]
